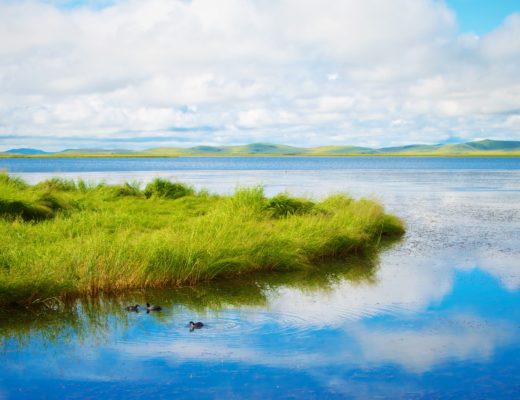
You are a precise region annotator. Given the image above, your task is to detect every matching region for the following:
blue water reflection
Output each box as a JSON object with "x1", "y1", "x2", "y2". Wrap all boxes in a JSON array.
[
  {"x1": 1, "y1": 157, "x2": 520, "y2": 399},
  {"x1": 2, "y1": 268, "x2": 519, "y2": 399}
]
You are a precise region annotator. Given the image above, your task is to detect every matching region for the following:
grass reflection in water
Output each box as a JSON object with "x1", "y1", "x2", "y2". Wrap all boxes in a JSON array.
[{"x1": 0, "y1": 253, "x2": 384, "y2": 348}]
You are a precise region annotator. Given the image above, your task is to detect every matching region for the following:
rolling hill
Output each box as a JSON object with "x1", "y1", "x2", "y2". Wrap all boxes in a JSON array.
[
  {"x1": 4, "y1": 148, "x2": 53, "y2": 155},
  {"x1": 2, "y1": 140, "x2": 520, "y2": 157}
]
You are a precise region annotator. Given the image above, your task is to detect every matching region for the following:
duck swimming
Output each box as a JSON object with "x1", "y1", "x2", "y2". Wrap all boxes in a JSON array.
[
  {"x1": 189, "y1": 321, "x2": 204, "y2": 331},
  {"x1": 146, "y1": 303, "x2": 162, "y2": 312},
  {"x1": 126, "y1": 304, "x2": 140, "y2": 312}
]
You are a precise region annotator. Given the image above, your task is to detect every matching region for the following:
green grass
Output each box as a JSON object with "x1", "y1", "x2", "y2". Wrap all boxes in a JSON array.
[{"x1": 0, "y1": 174, "x2": 405, "y2": 306}]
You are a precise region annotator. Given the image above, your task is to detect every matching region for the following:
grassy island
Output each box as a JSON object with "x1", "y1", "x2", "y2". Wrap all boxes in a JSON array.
[{"x1": 0, "y1": 173, "x2": 404, "y2": 307}]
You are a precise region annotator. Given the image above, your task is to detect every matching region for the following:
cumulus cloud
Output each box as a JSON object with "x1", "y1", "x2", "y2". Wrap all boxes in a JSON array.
[{"x1": 0, "y1": 0, "x2": 519, "y2": 150}]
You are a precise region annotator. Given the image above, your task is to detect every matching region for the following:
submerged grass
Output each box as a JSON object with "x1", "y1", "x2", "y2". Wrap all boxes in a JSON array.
[{"x1": 0, "y1": 174, "x2": 405, "y2": 306}]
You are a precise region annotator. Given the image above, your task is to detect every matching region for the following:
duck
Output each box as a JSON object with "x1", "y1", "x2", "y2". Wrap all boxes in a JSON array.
[
  {"x1": 189, "y1": 321, "x2": 204, "y2": 331},
  {"x1": 126, "y1": 304, "x2": 140, "y2": 312},
  {"x1": 146, "y1": 302, "x2": 162, "y2": 312}
]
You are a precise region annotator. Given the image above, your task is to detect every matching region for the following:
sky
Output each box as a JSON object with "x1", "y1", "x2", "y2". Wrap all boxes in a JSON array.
[{"x1": 0, "y1": 0, "x2": 519, "y2": 151}]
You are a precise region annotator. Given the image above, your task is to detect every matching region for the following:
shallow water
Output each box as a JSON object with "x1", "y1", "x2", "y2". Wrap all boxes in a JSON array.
[{"x1": 1, "y1": 157, "x2": 520, "y2": 399}]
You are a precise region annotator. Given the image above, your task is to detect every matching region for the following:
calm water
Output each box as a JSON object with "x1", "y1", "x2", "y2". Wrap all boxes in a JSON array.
[{"x1": 1, "y1": 157, "x2": 520, "y2": 399}]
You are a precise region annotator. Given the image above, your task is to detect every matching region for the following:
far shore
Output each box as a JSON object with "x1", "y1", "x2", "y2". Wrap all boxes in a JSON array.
[
  {"x1": 1, "y1": 152, "x2": 520, "y2": 158},
  {"x1": 3, "y1": 139, "x2": 519, "y2": 158}
]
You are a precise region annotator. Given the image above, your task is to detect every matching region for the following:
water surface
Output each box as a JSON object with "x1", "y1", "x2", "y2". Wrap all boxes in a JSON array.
[{"x1": 1, "y1": 157, "x2": 520, "y2": 399}]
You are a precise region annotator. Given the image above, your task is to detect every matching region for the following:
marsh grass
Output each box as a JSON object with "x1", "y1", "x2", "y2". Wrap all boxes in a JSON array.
[{"x1": 0, "y1": 173, "x2": 404, "y2": 306}]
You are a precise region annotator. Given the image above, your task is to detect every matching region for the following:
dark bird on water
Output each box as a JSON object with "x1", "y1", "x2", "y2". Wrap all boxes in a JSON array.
[
  {"x1": 126, "y1": 304, "x2": 140, "y2": 311},
  {"x1": 189, "y1": 321, "x2": 204, "y2": 331},
  {"x1": 146, "y1": 303, "x2": 162, "y2": 312}
]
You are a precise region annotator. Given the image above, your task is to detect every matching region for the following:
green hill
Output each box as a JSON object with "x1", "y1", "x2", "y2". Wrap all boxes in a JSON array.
[
  {"x1": 463, "y1": 139, "x2": 520, "y2": 151},
  {"x1": 377, "y1": 144, "x2": 443, "y2": 154},
  {"x1": 225, "y1": 143, "x2": 307, "y2": 155},
  {"x1": 59, "y1": 148, "x2": 137, "y2": 156},
  {"x1": 142, "y1": 143, "x2": 307, "y2": 155},
  {"x1": 4, "y1": 148, "x2": 52, "y2": 155},
  {"x1": 308, "y1": 145, "x2": 375, "y2": 155},
  {"x1": 375, "y1": 140, "x2": 520, "y2": 155},
  {"x1": 2, "y1": 139, "x2": 520, "y2": 157}
]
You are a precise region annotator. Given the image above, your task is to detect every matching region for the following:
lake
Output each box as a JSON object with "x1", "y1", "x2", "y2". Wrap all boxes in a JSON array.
[{"x1": 1, "y1": 157, "x2": 520, "y2": 399}]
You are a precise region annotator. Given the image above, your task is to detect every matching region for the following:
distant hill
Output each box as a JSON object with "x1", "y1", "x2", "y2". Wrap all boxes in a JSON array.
[
  {"x1": 60, "y1": 148, "x2": 136, "y2": 155},
  {"x1": 4, "y1": 148, "x2": 52, "y2": 155},
  {"x1": 225, "y1": 143, "x2": 307, "y2": 154},
  {"x1": 459, "y1": 139, "x2": 520, "y2": 152},
  {"x1": 377, "y1": 144, "x2": 442, "y2": 154},
  {"x1": 142, "y1": 143, "x2": 307, "y2": 155},
  {"x1": 308, "y1": 145, "x2": 375, "y2": 155},
  {"x1": 2, "y1": 139, "x2": 520, "y2": 157},
  {"x1": 375, "y1": 140, "x2": 520, "y2": 155}
]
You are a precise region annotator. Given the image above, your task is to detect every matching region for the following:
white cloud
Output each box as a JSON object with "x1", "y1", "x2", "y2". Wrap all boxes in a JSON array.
[
  {"x1": 0, "y1": 0, "x2": 519, "y2": 150},
  {"x1": 351, "y1": 316, "x2": 513, "y2": 373},
  {"x1": 78, "y1": 308, "x2": 513, "y2": 377}
]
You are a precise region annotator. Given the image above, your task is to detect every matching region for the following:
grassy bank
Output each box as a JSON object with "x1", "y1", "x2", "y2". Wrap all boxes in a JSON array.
[{"x1": 0, "y1": 174, "x2": 404, "y2": 306}]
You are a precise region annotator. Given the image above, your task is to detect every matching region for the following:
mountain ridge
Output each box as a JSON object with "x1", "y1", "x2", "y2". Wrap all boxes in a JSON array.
[{"x1": 2, "y1": 139, "x2": 520, "y2": 157}]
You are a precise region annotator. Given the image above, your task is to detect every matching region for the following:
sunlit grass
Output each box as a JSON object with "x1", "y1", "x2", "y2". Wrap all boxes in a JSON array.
[{"x1": 0, "y1": 174, "x2": 405, "y2": 306}]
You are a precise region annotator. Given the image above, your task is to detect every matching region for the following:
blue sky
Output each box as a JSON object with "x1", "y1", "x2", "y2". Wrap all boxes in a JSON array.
[
  {"x1": 48, "y1": 0, "x2": 520, "y2": 35},
  {"x1": 447, "y1": 0, "x2": 519, "y2": 34},
  {"x1": 0, "y1": 0, "x2": 519, "y2": 150},
  {"x1": 43, "y1": 0, "x2": 116, "y2": 9}
]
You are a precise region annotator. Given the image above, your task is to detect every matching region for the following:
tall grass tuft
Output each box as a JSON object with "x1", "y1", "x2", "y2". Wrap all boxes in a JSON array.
[
  {"x1": 265, "y1": 193, "x2": 315, "y2": 217},
  {"x1": 0, "y1": 174, "x2": 73, "y2": 221},
  {"x1": 0, "y1": 173, "x2": 29, "y2": 190},
  {"x1": 144, "y1": 178, "x2": 194, "y2": 199},
  {"x1": 35, "y1": 178, "x2": 78, "y2": 192},
  {"x1": 107, "y1": 182, "x2": 142, "y2": 198}
]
